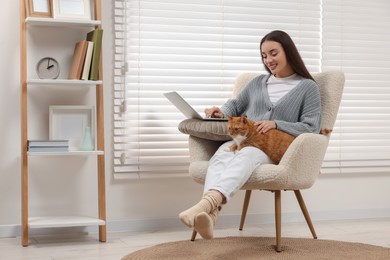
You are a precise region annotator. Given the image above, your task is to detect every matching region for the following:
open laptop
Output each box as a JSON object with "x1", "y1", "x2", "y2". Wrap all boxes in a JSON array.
[{"x1": 163, "y1": 91, "x2": 227, "y2": 121}]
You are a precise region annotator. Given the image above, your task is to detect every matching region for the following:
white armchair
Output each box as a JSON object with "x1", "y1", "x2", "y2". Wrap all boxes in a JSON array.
[{"x1": 178, "y1": 70, "x2": 345, "y2": 252}]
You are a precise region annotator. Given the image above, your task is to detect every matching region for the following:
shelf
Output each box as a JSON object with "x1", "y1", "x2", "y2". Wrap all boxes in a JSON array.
[
  {"x1": 26, "y1": 17, "x2": 101, "y2": 27},
  {"x1": 28, "y1": 150, "x2": 104, "y2": 156},
  {"x1": 27, "y1": 79, "x2": 103, "y2": 86},
  {"x1": 28, "y1": 216, "x2": 105, "y2": 228}
]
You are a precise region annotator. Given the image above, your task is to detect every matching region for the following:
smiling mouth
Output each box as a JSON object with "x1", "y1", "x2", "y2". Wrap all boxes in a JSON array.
[{"x1": 268, "y1": 64, "x2": 277, "y2": 71}]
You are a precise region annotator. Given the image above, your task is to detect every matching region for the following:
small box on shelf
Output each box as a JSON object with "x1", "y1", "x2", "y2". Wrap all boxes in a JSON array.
[{"x1": 28, "y1": 139, "x2": 69, "y2": 152}]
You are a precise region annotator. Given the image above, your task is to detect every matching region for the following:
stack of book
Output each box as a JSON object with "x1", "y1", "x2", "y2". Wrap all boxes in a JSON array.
[
  {"x1": 28, "y1": 140, "x2": 69, "y2": 152},
  {"x1": 68, "y1": 28, "x2": 103, "y2": 81}
]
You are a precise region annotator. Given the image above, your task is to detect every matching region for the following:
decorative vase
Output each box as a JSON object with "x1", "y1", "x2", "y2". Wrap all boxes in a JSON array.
[{"x1": 81, "y1": 126, "x2": 94, "y2": 151}]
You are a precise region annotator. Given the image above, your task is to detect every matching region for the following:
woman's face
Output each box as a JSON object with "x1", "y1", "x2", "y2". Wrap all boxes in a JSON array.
[{"x1": 261, "y1": 40, "x2": 294, "y2": 78}]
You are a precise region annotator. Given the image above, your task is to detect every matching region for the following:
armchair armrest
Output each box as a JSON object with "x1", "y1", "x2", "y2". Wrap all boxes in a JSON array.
[
  {"x1": 178, "y1": 119, "x2": 231, "y2": 141},
  {"x1": 272, "y1": 133, "x2": 329, "y2": 189},
  {"x1": 244, "y1": 133, "x2": 329, "y2": 190},
  {"x1": 179, "y1": 119, "x2": 231, "y2": 162}
]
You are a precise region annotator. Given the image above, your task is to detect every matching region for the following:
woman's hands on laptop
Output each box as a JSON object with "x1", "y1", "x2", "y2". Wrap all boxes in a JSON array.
[{"x1": 205, "y1": 106, "x2": 224, "y2": 118}]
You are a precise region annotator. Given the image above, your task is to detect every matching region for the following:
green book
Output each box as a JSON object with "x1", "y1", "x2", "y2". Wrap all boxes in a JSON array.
[{"x1": 86, "y1": 28, "x2": 103, "y2": 81}]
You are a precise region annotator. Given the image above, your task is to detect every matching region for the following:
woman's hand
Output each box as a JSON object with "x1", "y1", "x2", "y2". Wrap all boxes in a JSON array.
[
  {"x1": 254, "y1": 120, "x2": 277, "y2": 133},
  {"x1": 204, "y1": 106, "x2": 224, "y2": 118}
]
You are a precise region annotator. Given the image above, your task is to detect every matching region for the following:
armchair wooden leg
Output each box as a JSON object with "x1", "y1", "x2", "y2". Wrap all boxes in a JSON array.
[
  {"x1": 239, "y1": 190, "x2": 252, "y2": 231},
  {"x1": 294, "y1": 190, "x2": 317, "y2": 239},
  {"x1": 275, "y1": 190, "x2": 282, "y2": 252},
  {"x1": 190, "y1": 230, "x2": 197, "y2": 241}
]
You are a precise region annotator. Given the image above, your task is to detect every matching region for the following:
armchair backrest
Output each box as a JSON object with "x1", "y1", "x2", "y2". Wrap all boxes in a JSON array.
[
  {"x1": 231, "y1": 71, "x2": 345, "y2": 131},
  {"x1": 313, "y1": 71, "x2": 345, "y2": 130}
]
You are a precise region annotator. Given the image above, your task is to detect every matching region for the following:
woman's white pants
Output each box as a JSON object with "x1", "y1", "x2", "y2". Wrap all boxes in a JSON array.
[{"x1": 203, "y1": 140, "x2": 273, "y2": 202}]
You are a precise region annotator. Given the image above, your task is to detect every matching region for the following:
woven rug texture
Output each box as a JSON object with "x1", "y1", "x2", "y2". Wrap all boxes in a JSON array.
[{"x1": 122, "y1": 236, "x2": 390, "y2": 260}]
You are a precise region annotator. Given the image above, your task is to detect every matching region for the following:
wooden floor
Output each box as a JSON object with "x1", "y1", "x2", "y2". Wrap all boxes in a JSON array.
[{"x1": 1, "y1": 218, "x2": 389, "y2": 260}]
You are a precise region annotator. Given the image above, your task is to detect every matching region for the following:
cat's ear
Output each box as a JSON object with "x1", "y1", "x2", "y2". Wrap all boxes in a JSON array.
[
  {"x1": 227, "y1": 115, "x2": 233, "y2": 121},
  {"x1": 240, "y1": 115, "x2": 248, "y2": 123}
]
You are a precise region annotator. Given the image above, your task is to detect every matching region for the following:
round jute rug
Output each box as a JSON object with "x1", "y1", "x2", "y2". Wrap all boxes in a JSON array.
[{"x1": 122, "y1": 236, "x2": 390, "y2": 260}]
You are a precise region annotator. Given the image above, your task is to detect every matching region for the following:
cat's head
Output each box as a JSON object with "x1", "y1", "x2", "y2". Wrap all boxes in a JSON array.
[{"x1": 227, "y1": 115, "x2": 252, "y2": 137}]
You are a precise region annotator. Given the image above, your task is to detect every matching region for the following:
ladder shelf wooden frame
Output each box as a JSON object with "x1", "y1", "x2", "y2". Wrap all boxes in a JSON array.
[{"x1": 20, "y1": 0, "x2": 106, "y2": 246}]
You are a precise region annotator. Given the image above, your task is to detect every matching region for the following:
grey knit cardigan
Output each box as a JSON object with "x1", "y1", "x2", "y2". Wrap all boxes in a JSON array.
[{"x1": 220, "y1": 74, "x2": 322, "y2": 137}]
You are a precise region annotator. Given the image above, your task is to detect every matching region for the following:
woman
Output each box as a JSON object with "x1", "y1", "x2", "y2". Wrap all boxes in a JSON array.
[{"x1": 179, "y1": 30, "x2": 322, "y2": 240}]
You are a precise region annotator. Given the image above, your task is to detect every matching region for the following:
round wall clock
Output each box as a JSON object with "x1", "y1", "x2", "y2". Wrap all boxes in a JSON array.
[{"x1": 36, "y1": 57, "x2": 60, "y2": 79}]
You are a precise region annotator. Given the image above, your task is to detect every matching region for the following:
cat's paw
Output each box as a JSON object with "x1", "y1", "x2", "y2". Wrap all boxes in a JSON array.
[{"x1": 224, "y1": 147, "x2": 232, "y2": 152}]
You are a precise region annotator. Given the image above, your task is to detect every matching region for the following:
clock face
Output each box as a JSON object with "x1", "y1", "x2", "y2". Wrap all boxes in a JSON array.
[{"x1": 36, "y1": 57, "x2": 60, "y2": 79}]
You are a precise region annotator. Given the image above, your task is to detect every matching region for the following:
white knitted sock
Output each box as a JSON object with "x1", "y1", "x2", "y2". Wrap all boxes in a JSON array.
[
  {"x1": 179, "y1": 190, "x2": 222, "y2": 228},
  {"x1": 194, "y1": 206, "x2": 220, "y2": 240}
]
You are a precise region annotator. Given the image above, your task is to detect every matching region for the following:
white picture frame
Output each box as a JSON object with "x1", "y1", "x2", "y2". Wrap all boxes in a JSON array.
[
  {"x1": 49, "y1": 105, "x2": 95, "y2": 151},
  {"x1": 53, "y1": 0, "x2": 91, "y2": 20}
]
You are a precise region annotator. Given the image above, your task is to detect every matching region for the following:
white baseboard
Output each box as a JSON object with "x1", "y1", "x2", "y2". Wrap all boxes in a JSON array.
[{"x1": 2, "y1": 209, "x2": 390, "y2": 239}]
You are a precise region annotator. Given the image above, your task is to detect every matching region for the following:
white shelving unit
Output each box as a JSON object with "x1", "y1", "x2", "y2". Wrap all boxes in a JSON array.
[{"x1": 20, "y1": 0, "x2": 106, "y2": 246}]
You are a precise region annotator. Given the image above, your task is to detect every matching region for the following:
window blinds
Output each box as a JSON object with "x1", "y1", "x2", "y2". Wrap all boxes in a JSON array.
[
  {"x1": 113, "y1": 0, "x2": 321, "y2": 178},
  {"x1": 113, "y1": 0, "x2": 390, "y2": 178},
  {"x1": 321, "y1": 0, "x2": 390, "y2": 173}
]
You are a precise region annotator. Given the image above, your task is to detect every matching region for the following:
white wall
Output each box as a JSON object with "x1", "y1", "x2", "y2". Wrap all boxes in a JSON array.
[{"x1": 1, "y1": 1, "x2": 390, "y2": 238}]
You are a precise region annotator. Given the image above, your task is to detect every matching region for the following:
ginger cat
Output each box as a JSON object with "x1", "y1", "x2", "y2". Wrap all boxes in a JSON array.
[{"x1": 225, "y1": 115, "x2": 295, "y2": 164}]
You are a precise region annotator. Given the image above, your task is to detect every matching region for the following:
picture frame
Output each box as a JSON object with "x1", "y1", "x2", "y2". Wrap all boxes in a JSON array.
[
  {"x1": 53, "y1": 0, "x2": 91, "y2": 20},
  {"x1": 27, "y1": 0, "x2": 53, "y2": 18},
  {"x1": 49, "y1": 105, "x2": 95, "y2": 151}
]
